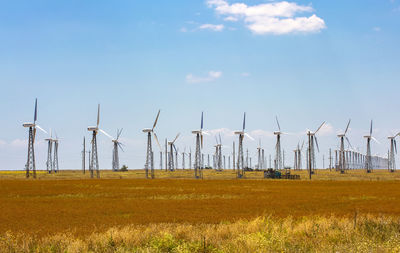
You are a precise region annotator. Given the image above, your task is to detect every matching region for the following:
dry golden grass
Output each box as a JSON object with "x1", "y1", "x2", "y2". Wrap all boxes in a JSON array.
[
  {"x1": 2, "y1": 215, "x2": 400, "y2": 252},
  {"x1": 1, "y1": 168, "x2": 400, "y2": 181},
  {"x1": 1, "y1": 169, "x2": 400, "y2": 239}
]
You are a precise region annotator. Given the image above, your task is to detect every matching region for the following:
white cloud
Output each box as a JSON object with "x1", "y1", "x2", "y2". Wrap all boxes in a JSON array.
[
  {"x1": 317, "y1": 123, "x2": 334, "y2": 136},
  {"x1": 180, "y1": 27, "x2": 188, "y2": 32},
  {"x1": 206, "y1": 0, "x2": 326, "y2": 35},
  {"x1": 241, "y1": 72, "x2": 250, "y2": 77},
  {"x1": 199, "y1": 23, "x2": 225, "y2": 31},
  {"x1": 10, "y1": 139, "x2": 27, "y2": 148},
  {"x1": 250, "y1": 129, "x2": 274, "y2": 138},
  {"x1": 186, "y1": 71, "x2": 222, "y2": 83},
  {"x1": 224, "y1": 16, "x2": 239, "y2": 22}
]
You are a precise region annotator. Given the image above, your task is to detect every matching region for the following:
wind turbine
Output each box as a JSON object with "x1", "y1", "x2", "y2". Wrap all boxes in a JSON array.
[
  {"x1": 167, "y1": 133, "x2": 180, "y2": 171},
  {"x1": 274, "y1": 116, "x2": 287, "y2": 170},
  {"x1": 388, "y1": 132, "x2": 399, "y2": 172},
  {"x1": 192, "y1": 112, "x2": 208, "y2": 179},
  {"x1": 101, "y1": 129, "x2": 125, "y2": 172},
  {"x1": 306, "y1": 122, "x2": 325, "y2": 179},
  {"x1": 214, "y1": 134, "x2": 223, "y2": 171},
  {"x1": 257, "y1": 140, "x2": 262, "y2": 170},
  {"x1": 364, "y1": 120, "x2": 379, "y2": 173},
  {"x1": 45, "y1": 129, "x2": 54, "y2": 174},
  {"x1": 52, "y1": 132, "x2": 60, "y2": 173},
  {"x1": 337, "y1": 119, "x2": 352, "y2": 174},
  {"x1": 234, "y1": 113, "x2": 254, "y2": 178},
  {"x1": 23, "y1": 98, "x2": 47, "y2": 178},
  {"x1": 87, "y1": 104, "x2": 108, "y2": 178},
  {"x1": 143, "y1": 110, "x2": 161, "y2": 178}
]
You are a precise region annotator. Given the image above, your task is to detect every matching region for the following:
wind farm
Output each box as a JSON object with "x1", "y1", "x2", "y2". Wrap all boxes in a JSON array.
[{"x1": 1, "y1": 0, "x2": 400, "y2": 251}]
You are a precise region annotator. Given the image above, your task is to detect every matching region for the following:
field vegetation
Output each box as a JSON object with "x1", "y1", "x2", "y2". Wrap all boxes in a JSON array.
[{"x1": 0, "y1": 169, "x2": 399, "y2": 252}]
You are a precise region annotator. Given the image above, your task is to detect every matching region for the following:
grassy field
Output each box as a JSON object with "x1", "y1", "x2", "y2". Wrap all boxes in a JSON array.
[
  {"x1": 1, "y1": 168, "x2": 400, "y2": 181},
  {"x1": 2, "y1": 215, "x2": 400, "y2": 252},
  {"x1": 1, "y1": 169, "x2": 399, "y2": 252}
]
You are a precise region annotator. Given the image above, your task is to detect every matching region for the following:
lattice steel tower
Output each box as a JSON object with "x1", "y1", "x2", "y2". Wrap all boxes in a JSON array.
[
  {"x1": 306, "y1": 122, "x2": 325, "y2": 179},
  {"x1": 87, "y1": 104, "x2": 101, "y2": 178},
  {"x1": 337, "y1": 119, "x2": 352, "y2": 174},
  {"x1": 192, "y1": 112, "x2": 206, "y2": 178},
  {"x1": 388, "y1": 133, "x2": 399, "y2": 172},
  {"x1": 234, "y1": 113, "x2": 253, "y2": 178},
  {"x1": 23, "y1": 99, "x2": 47, "y2": 179},
  {"x1": 363, "y1": 120, "x2": 378, "y2": 173},
  {"x1": 143, "y1": 110, "x2": 161, "y2": 178}
]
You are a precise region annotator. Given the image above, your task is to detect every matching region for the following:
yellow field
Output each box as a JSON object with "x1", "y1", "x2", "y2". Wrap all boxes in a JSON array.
[
  {"x1": 1, "y1": 168, "x2": 400, "y2": 181},
  {"x1": 1, "y1": 169, "x2": 399, "y2": 252}
]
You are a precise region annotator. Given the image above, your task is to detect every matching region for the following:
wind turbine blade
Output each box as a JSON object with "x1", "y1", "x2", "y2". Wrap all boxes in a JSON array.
[
  {"x1": 371, "y1": 136, "x2": 380, "y2": 144},
  {"x1": 301, "y1": 141, "x2": 304, "y2": 150},
  {"x1": 201, "y1": 111, "x2": 204, "y2": 130},
  {"x1": 173, "y1": 144, "x2": 177, "y2": 153},
  {"x1": 201, "y1": 134, "x2": 203, "y2": 149},
  {"x1": 345, "y1": 136, "x2": 353, "y2": 150},
  {"x1": 215, "y1": 136, "x2": 218, "y2": 144},
  {"x1": 152, "y1": 110, "x2": 161, "y2": 131},
  {"x1": 219, "y1": 133, "x2": 222, "y2": 145},
  {"x1": 36, "y1": 125, "x2": 48, "y2": 134},
  {"x1": 315, "y1": 122, "x2": 325, "y2": 134},
  {"x1": 202, "y1": 130, "x2": 210, "y2": 136},
  {"x1": 245, "y1": 133, "x2": 255, "y2": 141},
  {"x1": 370, "y1": 120, "x2": 373, "y2": 136},
  {"x1": 34, "y1": 98, "x2": 37, "y2": 123},
  {"x1": 275, "y1": 116, "x2": 281, "y2": 132},
  {"x1": 395, "y1": 140, "x2": 397, "y2": 154},
  {"x1": 99, "y1": 129, "x2": 113, "y2": 140},
  {"x1": 97, "y1": 104, "x2": 100, "y2": 127},
  {"x1": 172, "y1": 133, "x2": 180, "y2": 144},
  {"x1": 33, "y1": 128, "x2": 36, "y2": 143},
  {"x1": 243, "y1": 112, "x2": 246, "y2": 131},
  {"x1": 117, "y1": 128, "x2": 123, "y2": 140},
  {"x1": 344, "y1": 119, "x2": 351, "y2": 135},
  {"x1": 117, "y1": 142, "x2": 125, "y2": 152},
  {"x1": 314, "y1": 136, "x2": 320, "y2": 152},
  {"x1": 153, "y1": 132, "x2": 162, "y2": 150}
]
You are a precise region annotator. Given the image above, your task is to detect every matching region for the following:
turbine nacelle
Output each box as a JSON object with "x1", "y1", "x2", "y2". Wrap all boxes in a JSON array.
[
  {"x1": 23, "y1": 123, "x2": 35, "y2": 128},
  {"x1": 87, "y1": 126, "x2": 98, "y2": 132},
  {"x1": 234, "y1": 131, "x2": 244, "y2": 135},
  {"x1": 274, "y1": 131, "x2": 281, "y2": 135},
  {"x1": 142, "y1": 128, "x2": 152, "y2": 133}
]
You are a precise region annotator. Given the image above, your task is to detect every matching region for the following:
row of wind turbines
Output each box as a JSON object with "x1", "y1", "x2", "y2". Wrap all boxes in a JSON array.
[{"x1": 22, "y1": 99, "x2": 398, "y2": 179}]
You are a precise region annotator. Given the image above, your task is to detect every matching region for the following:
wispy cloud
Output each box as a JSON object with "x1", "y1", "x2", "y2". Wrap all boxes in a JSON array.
[
  {"x1": 206, "y1": 0, "x2": 326, "y2": 35},
  {"x1": 199, "y1": 23, "x2": 225, "y2": 31},
  {"x1": 373, "y1": 26, "x2": 381, "y2": 32},
  {"x1": 186, "y1": 71, "x2": 222, "y2": 83}
]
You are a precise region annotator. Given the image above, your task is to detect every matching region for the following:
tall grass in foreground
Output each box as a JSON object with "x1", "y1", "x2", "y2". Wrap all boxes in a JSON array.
[{"x1": 1, "y1": 215, "x2": 400, "y2": 252}]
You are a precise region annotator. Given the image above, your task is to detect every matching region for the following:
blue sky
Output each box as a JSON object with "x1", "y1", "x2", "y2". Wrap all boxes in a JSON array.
[{"x1": 0, "y1": 0, "x2": 400, "y2": 170}]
